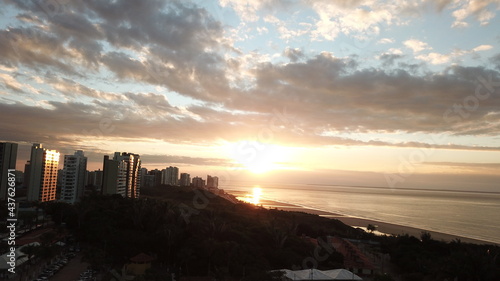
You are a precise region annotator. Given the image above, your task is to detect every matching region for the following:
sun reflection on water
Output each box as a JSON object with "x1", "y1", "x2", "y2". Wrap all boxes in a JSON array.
[{"x1": 239, "y1": 186, "x2": 262, "y2": 205}]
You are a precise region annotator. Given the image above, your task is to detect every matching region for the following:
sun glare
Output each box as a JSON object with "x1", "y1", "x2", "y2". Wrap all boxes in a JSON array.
[
  {"x1": 239, "y1": 186, "x2": 262, "y2": 205},
  {"x1": 224, "y1": 140, "x2": 288, "y2": 174}
]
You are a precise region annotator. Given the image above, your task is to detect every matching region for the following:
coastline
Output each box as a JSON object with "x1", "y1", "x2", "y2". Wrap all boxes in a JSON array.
[{"x1": 246, "y1": 197, "x2": 497, "y2": 245}]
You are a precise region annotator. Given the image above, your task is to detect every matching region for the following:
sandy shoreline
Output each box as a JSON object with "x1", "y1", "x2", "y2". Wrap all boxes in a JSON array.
[{"x1": 251, "y1": 198, "x2": 497, "y2": 245}]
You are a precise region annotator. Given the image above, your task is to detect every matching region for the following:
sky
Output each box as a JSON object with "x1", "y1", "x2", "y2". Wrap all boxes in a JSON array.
[{"x1": 0, "y1": 0, "x2": 499, "y2": 192}]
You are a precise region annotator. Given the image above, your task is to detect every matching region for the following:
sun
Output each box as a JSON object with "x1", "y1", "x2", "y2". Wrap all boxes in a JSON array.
[{"x1": 224, "y1": 140, "x2": 287, "y2": 174}]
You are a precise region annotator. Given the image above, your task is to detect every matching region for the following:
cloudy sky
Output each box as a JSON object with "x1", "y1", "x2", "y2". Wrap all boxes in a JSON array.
[{"x1": 1, "y1": 0, "x2": 500, "y2": 191}]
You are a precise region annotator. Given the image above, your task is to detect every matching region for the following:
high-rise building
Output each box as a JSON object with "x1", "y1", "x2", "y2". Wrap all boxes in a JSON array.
[
  {"x1": 192, "y1": 176, "x2": 205, "y2": 189},
  {"x1": 161, "y1": 166, "x2": 179, "y2": 186},
  {"x1": 102, "y1": 152, "x2": 141, "y2": 198},
  {"x1": 14, "y1": 170, "x2": 23, "y2": 185},
  {"x1": 206, "y1": 175, "x2": 219, "y2": 189},
  {"x1": 61, "y1": 150, "x2": 87, "y2": 204},
  {"x1": 179, "y1": 173, "x2": 191, "y2": 187},
  {"x1": 0, "y1": 142, "x2": 18, "y2": 200},
  {"x1": 87, "y1": 169, "x2": 103, "y2": 190},
  {"x1": 148, "y1": 169, "x2": 162, "y2": 187},
  {"x1": 24, "y1": 161, "x2": 31, "y2": 189},
  {"x1": 140, "y1": 168, "x2": 148, "y2": 188},
  {"x1": 27, "y1": 144, "x2": 60, "y2": 202},
  {"x1": 142, "y1": 175, "x2": 155, "y2": 188}
]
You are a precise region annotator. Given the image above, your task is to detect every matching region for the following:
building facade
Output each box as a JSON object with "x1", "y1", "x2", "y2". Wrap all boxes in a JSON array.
[
  {"x1": 148, "y1": 169, "x2": 162, "y2": 187},
  {"x1": 0, "y1": 142, "x2": 18, "y2": 200},
  {"x1": 192, "y1": 176, "x2": 205, "y2": 189},
  {"x1": 61, "y1": 150, "x2": 87, "y2": 204},
  {"x1": 179, "y1": 173, "x2": 191, "y2": 187},
  {"x1": 27, "y1": 144, "x2": 60, "y2": 202},
  {"x1": 161, "y1": 166, "x2": 179, "y2": 186},
  {"x1": 102, "y1": 152, "x2": 141, "y2": 198},
  {"x1": 87, "y1": 169, "x2": 103, "y2": 191},
  {"x1": 206, "y1": 175, "x2": 219, "y2": 189}
]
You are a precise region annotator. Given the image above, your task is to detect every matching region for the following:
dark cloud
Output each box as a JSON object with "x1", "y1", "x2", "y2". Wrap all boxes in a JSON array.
[
  {"x1": 491, "y1": 53, "x2": 500, "y2": 70},
  {"x1": 379, "y1": 53, "x2": 404, "y2": 67},
  {"x1": 284, "y1": 47, "x2": 304, "y2": 62},
  {"x1": 228, "y1": 59, "x2": 500, "y2": 137},
  {"x1": 0, "y1": 27, "x2": 77, "y2": 74},
  {"x1": 2, "y1": 0, "x2": 228, "y2": 102}
]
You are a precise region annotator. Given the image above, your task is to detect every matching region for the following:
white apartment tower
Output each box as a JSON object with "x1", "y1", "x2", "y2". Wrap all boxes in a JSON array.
[
  {"x1": 61, "y1": 150, "x2": 87, "y2": 204},
  {"x1": 161, "y1": 166, "x2": 179, "y2": 186}
]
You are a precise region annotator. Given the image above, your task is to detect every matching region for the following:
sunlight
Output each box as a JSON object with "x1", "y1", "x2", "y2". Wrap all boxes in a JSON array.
[
  {"x1": 223, "y1": 140, "x2": 289, "y2": 174},
  {"x1": 239, "y1": 186, "x2": 262, "y2": 205}
]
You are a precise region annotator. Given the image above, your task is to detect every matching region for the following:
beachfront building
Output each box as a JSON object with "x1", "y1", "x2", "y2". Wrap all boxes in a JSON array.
[
  {"x1": 206, "y1": 175, "x2": 218, "y2": 189},
  {"x1": 27, "y1": 143, "x2": 60, "y2": 202},
  {"x1": 142, "y1": 174, "x2": 156, "y2": 188},
  {"x1": 61, "y1": 150, "x2": 87, "y2": 204},
  {"x1": 102, "y1": 152, "x2": 141, "y2": 198},
  {"x1": 179, "y1": 173, "x2": 190, "y2": 187},
  {"x1": 161, "y1": 166, "x2": 179, "y2": 186},
  {"x1": 148, "y1": 169, "x2": 162, "y2": 187},
  {"x1": 0, "y1": 142, "x2": 18, "y2": 200},
  {"x1": 139, "y1": 168, "x2": 148, "y2": 188},
  {"x1": 192, "y1": 176, "x2": 205, "y2": 188}
]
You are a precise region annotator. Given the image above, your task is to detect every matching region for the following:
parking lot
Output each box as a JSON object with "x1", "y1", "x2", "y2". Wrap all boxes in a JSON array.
[{"x1": 30, "y1": 252, "x2": 96, "y2": 281}]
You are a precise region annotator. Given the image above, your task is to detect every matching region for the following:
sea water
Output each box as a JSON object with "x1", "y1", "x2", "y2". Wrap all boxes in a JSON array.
[{"x1": 222, "y1": 182, "x2": 500, "y2": 244}]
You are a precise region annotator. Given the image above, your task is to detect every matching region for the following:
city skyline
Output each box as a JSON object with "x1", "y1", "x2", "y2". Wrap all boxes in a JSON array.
[
  {"x1": 1, "y1": 141, "x2": 219, "y2": 204},
  {"x1": 1, "y1": 1, "x2": 500, "y2": 192}
]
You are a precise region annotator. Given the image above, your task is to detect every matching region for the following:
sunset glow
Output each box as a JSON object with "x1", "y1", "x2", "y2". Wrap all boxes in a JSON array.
[
  {"x1": 0, "y1": 0, "x2": 499, "y2": 192},
  {"x1": 239, "y1": 186, "x2": 263, "y2": 205}
]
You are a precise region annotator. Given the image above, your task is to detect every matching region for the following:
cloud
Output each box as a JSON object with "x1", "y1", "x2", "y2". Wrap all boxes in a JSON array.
[
  {"x1": 491, "y1": 53, "x2": 500, "y2": 70},
  {"x1": 379, "y1": 53, "x2": 404, "y2": 67},
  {"x1": 0, "y1": 72, "x2": 25, "y2": 93},
  {"x1": 450, "y1": 0, "x2": 500, "y2": 27},
  {"x1": 416, "y1": 52, "x2": 452, "y2": 64},
  {"x1": 2, "y1": 0, "x2": 230, "y2": 104},
  {"x1": 377, "y1": 38, "x2": 395, "y2": 44},
  {"x1": 416, "y1": 44, "x2": 493, "y2": 65},
  {"x1": 140, "y1": 154, "x2": 231, "y2": 167},
  {"x1": 1, "y1": 0, "x2": 500, "y2": 159},
  {"x1": 404, "y1": 39, "x2": 431, "y2": 53},
  {"x1": 472, "y1": 44, "x2": 493, "y2": 52},
  {"x1": 220, "y1": 0, "x2": 295, "y2": 22},
  {"x1": 283, "y1": 47, "x2": 305, "y2": 62}
]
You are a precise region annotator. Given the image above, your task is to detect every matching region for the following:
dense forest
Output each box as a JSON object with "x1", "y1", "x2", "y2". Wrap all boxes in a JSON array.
[{"x1": 10, "y1": 186, "x2": 500, "y2": 281}]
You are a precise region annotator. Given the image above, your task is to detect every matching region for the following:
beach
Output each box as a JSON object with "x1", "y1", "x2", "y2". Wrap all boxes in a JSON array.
[{"x1": 250, "y1": 197, "x2": 496, "y2": 245}]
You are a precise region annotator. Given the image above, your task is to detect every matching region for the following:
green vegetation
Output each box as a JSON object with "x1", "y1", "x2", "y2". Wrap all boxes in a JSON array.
[
  {"x1": 38, "y1": 186, "x2": 500, "y2": 281},
  {"x1": 380, "y1": 234, "x2": 500, "y2": 281}
]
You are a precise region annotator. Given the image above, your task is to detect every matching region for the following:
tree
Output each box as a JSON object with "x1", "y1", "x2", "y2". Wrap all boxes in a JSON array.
[{"x1": 367, "y1": 224, "x2": 377, "y2": 233}]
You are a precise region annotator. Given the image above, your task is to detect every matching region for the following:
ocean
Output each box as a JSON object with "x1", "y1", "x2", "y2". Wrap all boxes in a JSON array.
[{"x1": 221, "y1": 182, "x2": 500, "y2": 245}]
